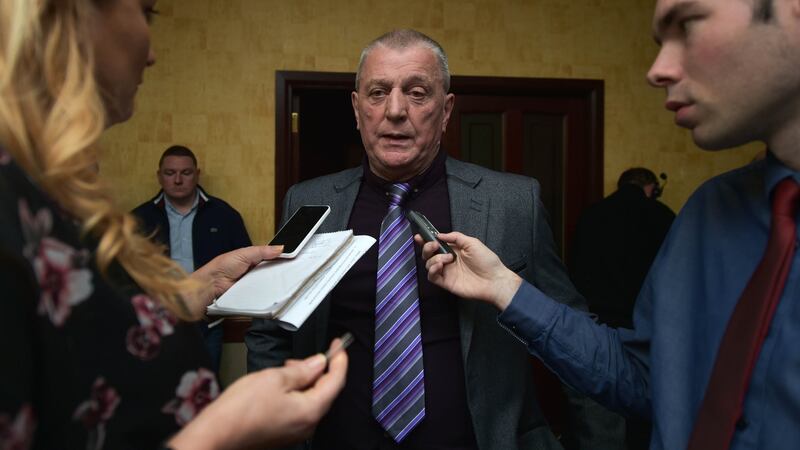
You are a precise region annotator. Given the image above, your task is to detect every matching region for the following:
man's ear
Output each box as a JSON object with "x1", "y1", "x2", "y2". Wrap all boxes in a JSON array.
[
  {"x1": 643, "y1": 183, "x2": 656, "y2": 198},
  {"x1": 351, "y1": 91, "x2": 361, "y2": 130},
  {"x1": 441, "y1": 93, "x2": 455, "y2": 132}
]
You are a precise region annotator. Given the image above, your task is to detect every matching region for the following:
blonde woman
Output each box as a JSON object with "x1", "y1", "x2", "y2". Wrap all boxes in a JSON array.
[{"x1": 0, "y1": 0, "x2": 347, "y2": 449}]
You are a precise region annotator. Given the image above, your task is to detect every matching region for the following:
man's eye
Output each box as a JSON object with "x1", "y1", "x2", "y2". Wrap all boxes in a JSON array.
[
  {"x1": 408, "y1": 89, "x2": 427, "y2": 100},
  {"x1": 369, "y1": 90, "x2": 386, "y2": 99},
  {"x1": 678, "y1": 16, "x2": 701, "y2": 33}
]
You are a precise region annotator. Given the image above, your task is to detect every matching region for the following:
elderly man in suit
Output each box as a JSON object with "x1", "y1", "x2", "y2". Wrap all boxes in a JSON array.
[{"x1": 246, "y1": 29, "x2": 618, "y2": 450}]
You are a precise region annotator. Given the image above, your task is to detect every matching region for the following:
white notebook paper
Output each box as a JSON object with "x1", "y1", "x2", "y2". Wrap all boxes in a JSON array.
[{"x1": 207, "y1": 230, "x2": 375, "y2": 331}]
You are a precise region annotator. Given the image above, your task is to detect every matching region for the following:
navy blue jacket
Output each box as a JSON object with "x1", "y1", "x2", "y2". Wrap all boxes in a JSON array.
[{"x1": 131, "y1": 186, "x2": 252, "y2": 269}]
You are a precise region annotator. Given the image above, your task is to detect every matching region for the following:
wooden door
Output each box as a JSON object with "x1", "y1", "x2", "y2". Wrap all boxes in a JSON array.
[{"x1": 443, "y1": 76, "x2": 603, "y2": 258}]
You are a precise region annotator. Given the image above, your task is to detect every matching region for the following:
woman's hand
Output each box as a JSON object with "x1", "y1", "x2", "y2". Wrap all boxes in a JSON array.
[
  {"x1": 168, "y1": 339, "x2": 348, "y2": 450},
  {"x1": 189, "y1": 245, "x2": 283, "y2": 315},
  {"x1": 418, "y1": 232, "x2": 522, "y2": 311}
]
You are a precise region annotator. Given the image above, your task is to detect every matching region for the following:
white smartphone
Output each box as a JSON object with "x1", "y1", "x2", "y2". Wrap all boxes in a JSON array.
[{"x1": 269, "y1": 205, "x2": 331, "y2": 258}]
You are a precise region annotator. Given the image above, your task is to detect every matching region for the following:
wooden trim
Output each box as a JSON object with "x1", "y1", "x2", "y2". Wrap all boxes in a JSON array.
[{"x1": 274, "y1": 71, "x2": 357, "y2": 228}]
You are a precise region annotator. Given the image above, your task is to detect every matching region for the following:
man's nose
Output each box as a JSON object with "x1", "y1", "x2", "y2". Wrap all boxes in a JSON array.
[
  {"x1": 646, "y1": 45, "x2": 682, "y2": 88},
  {"x1": 174, "y1": 174, "x2": 183, "y2": 184},
  {"x1": 385, "y1": 88, "x2": 408, "y2": 121}
]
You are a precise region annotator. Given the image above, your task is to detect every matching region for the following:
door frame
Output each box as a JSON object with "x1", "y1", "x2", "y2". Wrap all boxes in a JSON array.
[
  {"x1": 265, "y1": 72, "x2": 604, "y2": 432},
  {"x1": 275, "y1": 71, "x2": 357, "y2": 226}
]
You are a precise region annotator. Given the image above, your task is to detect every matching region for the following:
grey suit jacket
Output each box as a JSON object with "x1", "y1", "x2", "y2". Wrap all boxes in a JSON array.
[{"x1": 246, "y1": 157, "x2": 590, "y2": 450}]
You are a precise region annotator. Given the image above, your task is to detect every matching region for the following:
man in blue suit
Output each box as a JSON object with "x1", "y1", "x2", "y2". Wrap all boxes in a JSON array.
[{"x1": 420, "y1": 1, "x2": 800, "y2": 449}]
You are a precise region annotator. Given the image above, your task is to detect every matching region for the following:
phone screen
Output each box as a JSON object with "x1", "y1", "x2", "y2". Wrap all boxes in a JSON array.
[{"x1": 268, "y1": 205, "x2": 330, "y2": 256}]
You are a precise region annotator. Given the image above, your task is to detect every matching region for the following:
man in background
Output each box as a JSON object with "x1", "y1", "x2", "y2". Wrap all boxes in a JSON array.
[
  {"x1": 247, "y1": 29, "x2": 621, "y2": 450},
  {"x1": 569, "y1": 167, "x2": 674, "y2": 449},
  {"x1": 133, "y1": 145, "x2": 251, "y2": 374},
  {"x1": 571, "y1": 168, "x2": 675, "y2": 330}
]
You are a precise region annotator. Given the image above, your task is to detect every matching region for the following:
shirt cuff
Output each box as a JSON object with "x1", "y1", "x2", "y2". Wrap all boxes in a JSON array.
[{"x1": 497, "y1": 281, "x2": 561, "y2": 347}]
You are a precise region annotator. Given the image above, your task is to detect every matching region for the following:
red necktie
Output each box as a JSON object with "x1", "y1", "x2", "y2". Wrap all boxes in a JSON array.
[{"x1": 687, "y1": 177, "x2": 800, "y2": 450}]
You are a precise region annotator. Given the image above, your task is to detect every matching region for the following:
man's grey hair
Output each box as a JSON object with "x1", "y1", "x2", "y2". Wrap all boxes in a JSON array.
[{"x1": 355, "y1": 29, "x2": 450, "y2": 93}]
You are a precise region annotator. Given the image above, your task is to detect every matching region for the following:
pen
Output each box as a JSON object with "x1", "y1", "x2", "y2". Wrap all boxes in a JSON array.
[{"x1": 324, "y1": 332, "x2": 354, "y2": 363}]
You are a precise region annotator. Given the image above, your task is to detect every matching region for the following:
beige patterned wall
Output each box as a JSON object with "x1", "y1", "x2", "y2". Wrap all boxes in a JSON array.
[{"x1": 101, "y1": 0, "x2": 761, "y2": 245}]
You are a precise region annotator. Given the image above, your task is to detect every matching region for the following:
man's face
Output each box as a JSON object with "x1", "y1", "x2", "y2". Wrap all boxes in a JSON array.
[
  {"x1": 352, "y1": 44, "x2": 455, "y2": 181},
  {"x1": 157, "y1": 155, "x2": 199, "y2": 203},
  {"x1": 647, "y1": 0, "x2": 800, "y2": 151}
]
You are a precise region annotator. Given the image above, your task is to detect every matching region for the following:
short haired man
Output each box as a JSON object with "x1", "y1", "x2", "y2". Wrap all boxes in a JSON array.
[
  {"x1": 132, "y1": 145, "x2": 251, "y2": 373},
  {"x1": 246, "y1": 30, "x2": 619, "y2": 449},
  {"x1": 420, "y1": 1, "x2": 800, "y2": 449}
]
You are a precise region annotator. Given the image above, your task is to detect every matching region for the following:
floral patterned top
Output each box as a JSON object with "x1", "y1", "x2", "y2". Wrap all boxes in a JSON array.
[{"x1": 0, "y1": 148, "x2": 219, "y2": 450}]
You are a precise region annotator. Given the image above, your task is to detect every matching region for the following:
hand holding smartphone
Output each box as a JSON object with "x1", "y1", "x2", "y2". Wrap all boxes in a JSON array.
[
  {"x1": 405, "y1": 210, "x2": 455, "y2": 256},
  {"x1": 269, "y1": 205, "x2": 330, "y2": 258}
]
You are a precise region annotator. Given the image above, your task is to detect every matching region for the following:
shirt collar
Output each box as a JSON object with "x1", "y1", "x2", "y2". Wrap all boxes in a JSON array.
[
  {"x1": 764, "y1": 150, "x2": 800, "y2": 202},
  {"x1": 164, "y1": 190, "x2": 200, "y2": 216},
  {"x1": 362, "y1": 148, "x2": 447, "y2": 198}
]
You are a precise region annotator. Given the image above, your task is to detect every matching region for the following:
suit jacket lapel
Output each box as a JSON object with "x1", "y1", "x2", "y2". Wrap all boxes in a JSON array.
[
  {"x1": 326, "y1": 169, "x2": 361, "y2": 231},
  {"x1": 445, "y1": 158, "x2": 488, "y2": 365}
]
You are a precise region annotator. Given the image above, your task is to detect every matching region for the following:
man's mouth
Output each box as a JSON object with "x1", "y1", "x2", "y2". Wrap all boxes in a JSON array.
[
  {"x1": 665, "y1": 100, "x2": 695, "y2": 128},
  {"x1": 380, "y1": 133, "x2": 412, "y2": 145}
]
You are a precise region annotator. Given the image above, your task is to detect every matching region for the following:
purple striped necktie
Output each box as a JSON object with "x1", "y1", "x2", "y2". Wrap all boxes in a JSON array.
[{"x1": 373, "y1": 182, "x2": 425, "y2": 442}]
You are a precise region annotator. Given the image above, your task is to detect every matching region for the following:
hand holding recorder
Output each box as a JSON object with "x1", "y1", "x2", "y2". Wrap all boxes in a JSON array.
[
  {"x1": 405, "y1": 210, "x2": 454, "y2": 256},
  {"x1": 417, "y1": 231, "x2": 522, "y2": 311}
]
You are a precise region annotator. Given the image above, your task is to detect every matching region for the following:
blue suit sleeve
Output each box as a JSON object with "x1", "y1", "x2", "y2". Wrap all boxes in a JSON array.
[{"x1": 498, "y1": 281, "x2": 652, "y2": 418}]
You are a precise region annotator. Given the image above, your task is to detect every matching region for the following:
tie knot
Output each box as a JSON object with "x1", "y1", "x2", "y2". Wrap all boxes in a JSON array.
[
  {"x1": 387, "y1": 183, "x2": 412, "y2": 207},
  {"x1": 772, "y1": 178, "x2": 800, "y2": 219}
]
